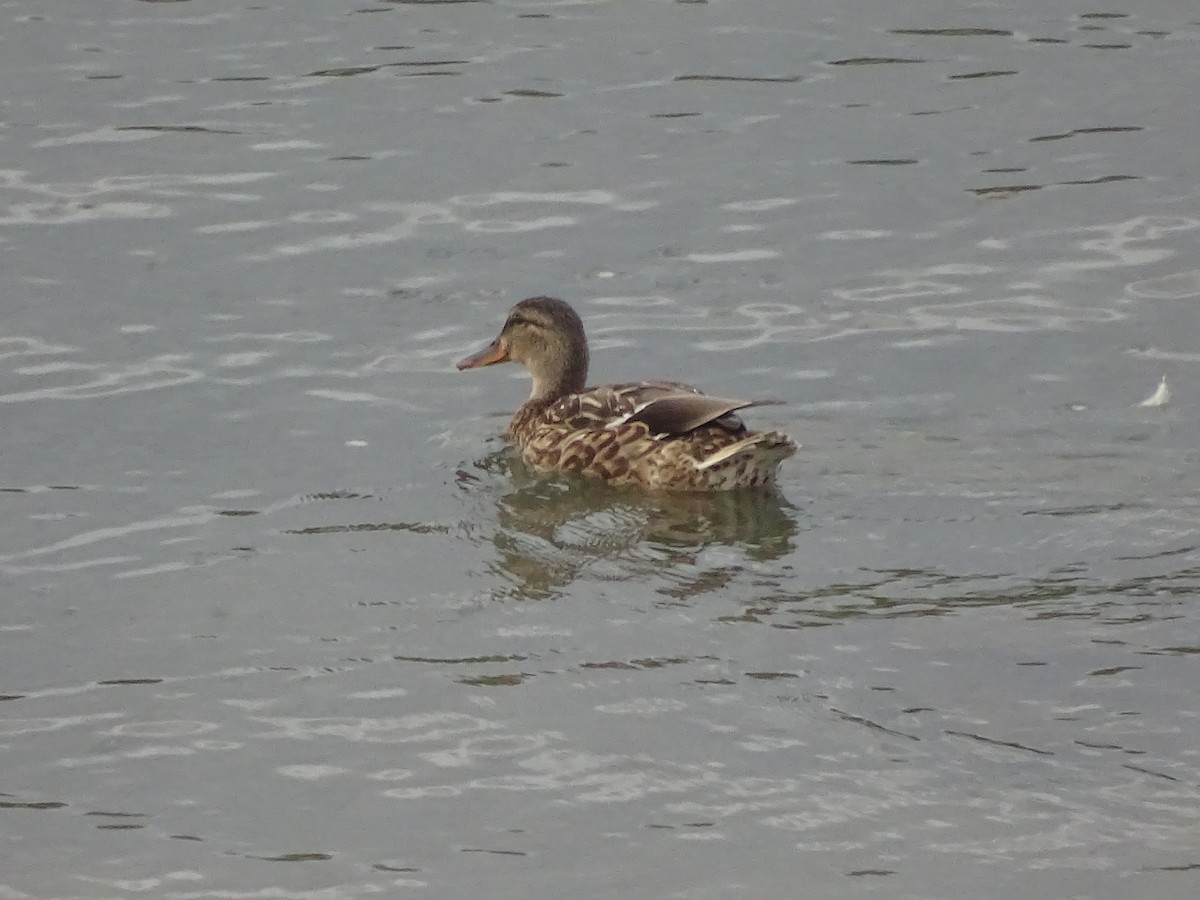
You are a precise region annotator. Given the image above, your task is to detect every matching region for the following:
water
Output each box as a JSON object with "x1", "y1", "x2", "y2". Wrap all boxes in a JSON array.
[{"x1": 2, "y1": 1, "x2": 1199, "y2": 897}]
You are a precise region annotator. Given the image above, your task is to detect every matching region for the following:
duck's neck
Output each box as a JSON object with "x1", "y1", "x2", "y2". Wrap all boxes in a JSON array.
[{"x1": 527, "y1": 338, "x2": 588, "y2": 402}]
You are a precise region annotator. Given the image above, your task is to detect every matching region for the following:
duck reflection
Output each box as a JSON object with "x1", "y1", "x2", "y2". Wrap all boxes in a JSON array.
[{"x1": 459, "y1": 449, "x2": 798, "y2": 601}]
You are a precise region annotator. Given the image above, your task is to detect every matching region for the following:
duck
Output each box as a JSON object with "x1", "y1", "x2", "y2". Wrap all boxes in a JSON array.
[{"x1": 457, "y1": 296, "x2": 796, "y2": 491}]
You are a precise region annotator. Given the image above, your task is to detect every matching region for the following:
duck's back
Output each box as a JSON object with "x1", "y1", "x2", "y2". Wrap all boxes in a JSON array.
[{"x1": 509, "y1": 381, "x2": 794, "y2": 490}]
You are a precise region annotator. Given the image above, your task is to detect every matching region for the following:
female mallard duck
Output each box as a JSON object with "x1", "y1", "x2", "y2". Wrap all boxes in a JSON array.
[{"x1": 457, "y1": 296, "x2": 796, "y2": 491}]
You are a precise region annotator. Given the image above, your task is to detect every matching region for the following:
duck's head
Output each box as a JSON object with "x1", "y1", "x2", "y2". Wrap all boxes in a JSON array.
[{"x1": 457, "y1": 296, "x2": 589, "y2": 399}]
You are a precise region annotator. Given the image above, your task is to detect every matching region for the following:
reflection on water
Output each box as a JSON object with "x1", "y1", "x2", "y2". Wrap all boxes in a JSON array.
[{"x1": 458, "y1": 449, "x2": 798, "y2": 601}]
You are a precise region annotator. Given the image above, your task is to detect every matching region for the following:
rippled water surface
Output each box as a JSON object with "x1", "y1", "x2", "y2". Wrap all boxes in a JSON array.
[{"x1": 3, "y1": 1, "x2": 1200, "y2": 897}]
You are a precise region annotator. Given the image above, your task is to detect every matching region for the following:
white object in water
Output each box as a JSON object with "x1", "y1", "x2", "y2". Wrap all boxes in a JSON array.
[{"x1": 1137, "y1": 375, "x2": 1170, "y2": 408}]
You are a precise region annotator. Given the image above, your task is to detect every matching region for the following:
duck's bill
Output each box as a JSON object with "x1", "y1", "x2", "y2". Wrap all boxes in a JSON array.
[{"x1": 456, "y1": 341, "x2": 510, "y2": 370}]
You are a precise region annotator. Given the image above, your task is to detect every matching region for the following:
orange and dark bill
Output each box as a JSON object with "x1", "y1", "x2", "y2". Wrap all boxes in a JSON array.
[{"x1": 456, "y1": 340, "x2": 510, "y2": 370}]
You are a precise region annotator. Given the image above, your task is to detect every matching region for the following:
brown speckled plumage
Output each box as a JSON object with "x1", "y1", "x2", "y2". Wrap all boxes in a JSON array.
[{"x1": 457, "y1": 297, "x2": 796, "y2": 491}]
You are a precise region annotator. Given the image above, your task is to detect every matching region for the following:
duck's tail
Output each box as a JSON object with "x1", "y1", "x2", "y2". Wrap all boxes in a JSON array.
[{"x1": 692, "y1": 431, "x2": 797, "y2": 489}]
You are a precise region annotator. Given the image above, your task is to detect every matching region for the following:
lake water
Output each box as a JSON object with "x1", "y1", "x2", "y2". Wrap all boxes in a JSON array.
[{"x1": 2, "y1": 1, "x2": 1199, "y2": 898}]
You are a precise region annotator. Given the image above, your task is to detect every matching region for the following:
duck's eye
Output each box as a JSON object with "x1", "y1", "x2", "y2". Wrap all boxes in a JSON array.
[{"x1": 505, "y1": 314, "x2": 534, "y2": 330}]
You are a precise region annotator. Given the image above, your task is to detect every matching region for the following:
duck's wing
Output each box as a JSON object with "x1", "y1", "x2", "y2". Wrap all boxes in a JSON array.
[
  {"x1": 547, "y1": 381, "x2": 775, "y2": 437},
  {"x1": 614, "y1": 393, "x2": 764, "y2": 436}
]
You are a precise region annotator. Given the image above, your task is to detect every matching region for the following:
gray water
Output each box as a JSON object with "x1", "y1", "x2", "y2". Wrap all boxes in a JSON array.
[{"x1": 2, "y1": 1, "x2": 1199, "y2": 897}]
